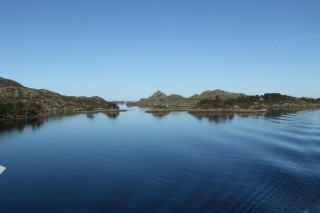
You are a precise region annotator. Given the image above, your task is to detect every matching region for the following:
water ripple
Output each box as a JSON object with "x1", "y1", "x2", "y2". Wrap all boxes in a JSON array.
[{"x1": 1, "y1": 110, "x2": 320, "y2": 212}]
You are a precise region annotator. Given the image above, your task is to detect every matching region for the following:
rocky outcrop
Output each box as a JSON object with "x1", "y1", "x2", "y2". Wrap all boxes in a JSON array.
[
  {"x1": 149, "y1": 90, "x2": 168, "y2": 100},
  {"x1": 127, "y1": 90, "x2": 320, "y2": 112},
  {"x1": 127, "y1": 91, "x2": 190, "y2": 108},
  {"x1": 192, "y1": 89, "x2": 246, "y2": 100},
  {"x1": 0, "y1": 76, "x2": 119, "y2": 118},
  {"x1": 127, "y1": 89, "x2": 246, "y2": 108},
  {"x1": 0, "y1": 77, "x2": 23, "y2": 88}
]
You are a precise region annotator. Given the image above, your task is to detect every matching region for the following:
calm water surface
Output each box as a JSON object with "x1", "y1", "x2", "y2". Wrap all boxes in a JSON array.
[{"x1": 1, "y1": 108, "x2": 320, "y2": 213}]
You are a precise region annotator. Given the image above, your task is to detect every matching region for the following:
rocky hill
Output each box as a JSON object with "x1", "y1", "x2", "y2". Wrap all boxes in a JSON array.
[
  {"x1": 190, "y1": 89, "x2": 246, "y2": 100},
  {"x1": 129, "y1": 91, "x2": 189, "y2": 107},
  {"x1": 0, "y1": 77, "x2": 119, "y2": 118},
  {"x1": 127, "y1": 89, "x2": 246, "y2": 108},
  {"x1": 127, "y1": 90, "x2": 320, "y2": 112},
  {"x1": 0, "y1": 77, "x2": 23, "y2": 87}
]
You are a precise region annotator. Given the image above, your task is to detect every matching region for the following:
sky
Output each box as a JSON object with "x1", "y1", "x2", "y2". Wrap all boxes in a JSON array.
[{"x1": 0, "y1": 0, "x2": 319, "y2": 100}]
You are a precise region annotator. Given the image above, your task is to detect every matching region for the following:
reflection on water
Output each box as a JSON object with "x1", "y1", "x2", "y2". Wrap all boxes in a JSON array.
[
  {"x1": 103, "y1": 111, "x2": 120, "y2": 119},
  {"x1": 0, "y1": 113, "x2": 77, "y2": 137},
  {"x1": 86, "y1": 114, "x2": 95, "y2": 119},
  {"x1": 188, "y1": 111, "x2": 235, "y2": 123},
  {"x1": 188, "y1": 110, "x2": 312, "y2": 123},
  {"x1": 0, "y1": 110, "x2": 313, "y2": 136},
  {"x1": 264, "y1": 109, "x2": 304, "y2": 117},
  {"x1": 1, "y1": 109, "x2": 320, "y2": 212},
  {"x1": 0, "y1": 112, "x2": 121, "y2": 137},
  {"x1": 146, "y1": 111, "x2": 170, "y2": 119},
  {"x1": 147, "y1": 111, "x2": 282, "y2": 122},
  {"x1": 0, "y1": 118, "x2": 45, "y2": 136}
]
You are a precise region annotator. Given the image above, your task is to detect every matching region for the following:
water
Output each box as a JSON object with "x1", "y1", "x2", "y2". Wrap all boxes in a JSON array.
[{"x1": 1, "y1": 108, "x2": 320, "y2": 213}]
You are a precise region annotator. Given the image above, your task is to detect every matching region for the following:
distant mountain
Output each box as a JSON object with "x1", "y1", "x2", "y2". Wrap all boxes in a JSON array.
[{"x1": 0, "y1": 76, "x2": 119, "y2": 118}]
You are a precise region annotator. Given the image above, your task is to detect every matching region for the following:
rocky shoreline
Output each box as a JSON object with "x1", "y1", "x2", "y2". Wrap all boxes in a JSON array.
[
  {"x1": 0, "y1": 109, "x2": 127, "y2": 121},
  {"x1": 0, "y1": 76, "x2": 123, "y2": 120},
  {"x1": 131, "y1": 90, "x2": 320, "y2": 114},
  {"x1": 1, "y1": 77, "x2": 320, "y2": 118}
]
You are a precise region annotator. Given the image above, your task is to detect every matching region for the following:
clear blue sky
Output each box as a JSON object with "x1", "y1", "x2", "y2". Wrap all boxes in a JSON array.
[{"x1": 1, "y1": 0, "x2": 319, "y2": 100}]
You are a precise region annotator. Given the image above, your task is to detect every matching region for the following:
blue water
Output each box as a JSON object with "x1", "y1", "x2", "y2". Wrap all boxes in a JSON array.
[{"x1": 1, "y1": 109, "x2": 320, "y2": 213}]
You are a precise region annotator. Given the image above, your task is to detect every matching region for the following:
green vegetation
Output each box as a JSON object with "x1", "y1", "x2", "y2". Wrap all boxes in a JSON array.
[
  {"x1": 0, "y1": 77, "x2": 120, "y2": 117},
  {"x1": 0, "y1": 101, "x2": 42, "y2": 117},
  {"x1": 85, "y1": 106, "x2": 95, "y2": 111},
  {"x1": 108, "y1": 102, "x2": 119, "y2": 110},
  {"x1": 196, "y1": 93, "x2": 320, "y2": 110},
  {"x1": 152, "y1": 104, "x2": 169, "y2": 110}
]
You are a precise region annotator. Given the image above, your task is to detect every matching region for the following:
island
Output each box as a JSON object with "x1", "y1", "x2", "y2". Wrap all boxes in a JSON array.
[
  {"x1": 127, "y1": 90, "x2": 320, "y2": 113},
  {"x1": 0, "y1": 77, "x2": 123, "y2": 119}
]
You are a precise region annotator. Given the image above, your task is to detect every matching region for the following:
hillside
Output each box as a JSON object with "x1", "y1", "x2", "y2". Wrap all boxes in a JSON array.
[
  {"x1": 0, "y1": 77, "x2": 23, "y2": 87},
  {"x1": 127, "y1": 89, "x2": 246, "y2": 108},
  {"x1": 190, "y1": 89, "x2": 246, "y2": 100},
  {"x1": 0, "y1": 77, "x2": 119, "y2": 118},
  {"x1": 127, "y1": 90, "x2": 320, "y2": 112},
  {"x1": 127, "y1": 91, "x2": 189, "y2": 108}
]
